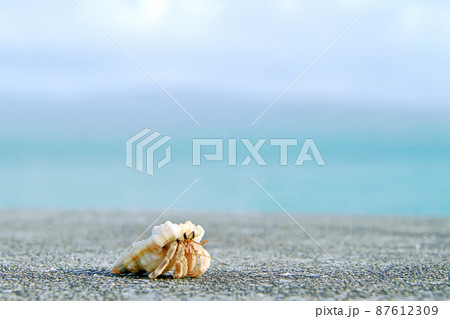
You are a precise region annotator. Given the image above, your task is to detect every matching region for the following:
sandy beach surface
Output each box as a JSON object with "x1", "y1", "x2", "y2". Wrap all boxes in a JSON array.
[{"x1": 0, "y1": 210, "x2": 449, "y2": 300}]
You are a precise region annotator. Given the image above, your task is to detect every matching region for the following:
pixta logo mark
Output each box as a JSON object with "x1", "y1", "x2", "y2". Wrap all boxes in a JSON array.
[{"x1": 126, "y1": 129, "x2": 172, "y2": 176}]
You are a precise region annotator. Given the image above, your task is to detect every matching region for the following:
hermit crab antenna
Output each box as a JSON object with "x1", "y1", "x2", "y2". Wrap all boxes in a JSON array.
[
  {"x1": 193, "y1": 251, "x2": 225, "y2": 266},
  {"x1": 190, "y1": 240, "x2": 223, "y2": 264}
]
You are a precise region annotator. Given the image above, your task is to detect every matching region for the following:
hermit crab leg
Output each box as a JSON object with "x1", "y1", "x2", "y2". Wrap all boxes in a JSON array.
[
  {"x1": 186, "y1": 245, "x2": 198, "y2": 274},
  {"x1": 173, "y1": 242, "x2": 188, "y2": 279},
  {"x1": 148, "y1": 241, "x2": 178, "y2": 279},
  {"x1": 181, "y1": 255, "x2": 188, "y2": 278}
]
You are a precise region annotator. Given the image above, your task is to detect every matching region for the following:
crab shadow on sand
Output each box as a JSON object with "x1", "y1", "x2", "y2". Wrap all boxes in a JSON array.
[{"x1": 59, "y1": 267, "x2": 175, "y2": 280}]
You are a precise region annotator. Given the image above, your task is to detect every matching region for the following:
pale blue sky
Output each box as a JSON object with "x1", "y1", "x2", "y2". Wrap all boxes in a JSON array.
[{"x1": 1, "y1": 0, "x2": 450, "y2": 108}]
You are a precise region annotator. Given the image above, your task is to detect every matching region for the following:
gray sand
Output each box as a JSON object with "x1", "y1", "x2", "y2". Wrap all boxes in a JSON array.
[{"x1": 0, "y1": 210, "x2": 449, "y2": 300}]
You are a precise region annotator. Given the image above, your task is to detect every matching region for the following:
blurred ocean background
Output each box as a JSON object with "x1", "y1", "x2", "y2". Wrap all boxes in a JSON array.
[{"x1": 1, "y1": 1, "x2": 449, "y2": 216}]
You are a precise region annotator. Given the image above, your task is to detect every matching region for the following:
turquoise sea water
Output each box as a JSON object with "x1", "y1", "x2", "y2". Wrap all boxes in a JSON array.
[{"x1": 0, "y1": 101, "x2": 449, "y2": 216}]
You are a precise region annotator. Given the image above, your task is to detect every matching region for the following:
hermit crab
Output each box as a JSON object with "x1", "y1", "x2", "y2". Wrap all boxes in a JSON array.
[{"x1": 112, "y1": 221, "x2": 210, "y2": 279}]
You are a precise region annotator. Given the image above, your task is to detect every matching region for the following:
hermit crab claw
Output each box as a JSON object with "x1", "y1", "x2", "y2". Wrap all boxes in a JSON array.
[{"x1": 188, "y1": 245, "x2": 211, "y2": 278}]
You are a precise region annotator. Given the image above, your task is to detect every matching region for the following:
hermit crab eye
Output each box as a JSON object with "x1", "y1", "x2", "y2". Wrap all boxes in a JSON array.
[
  {"x1": 183, "y1": 233, "x2": 187, "y2": 240},
  {"x1": 188, "y1": 231, "x2": 195, "y2": 240}
]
